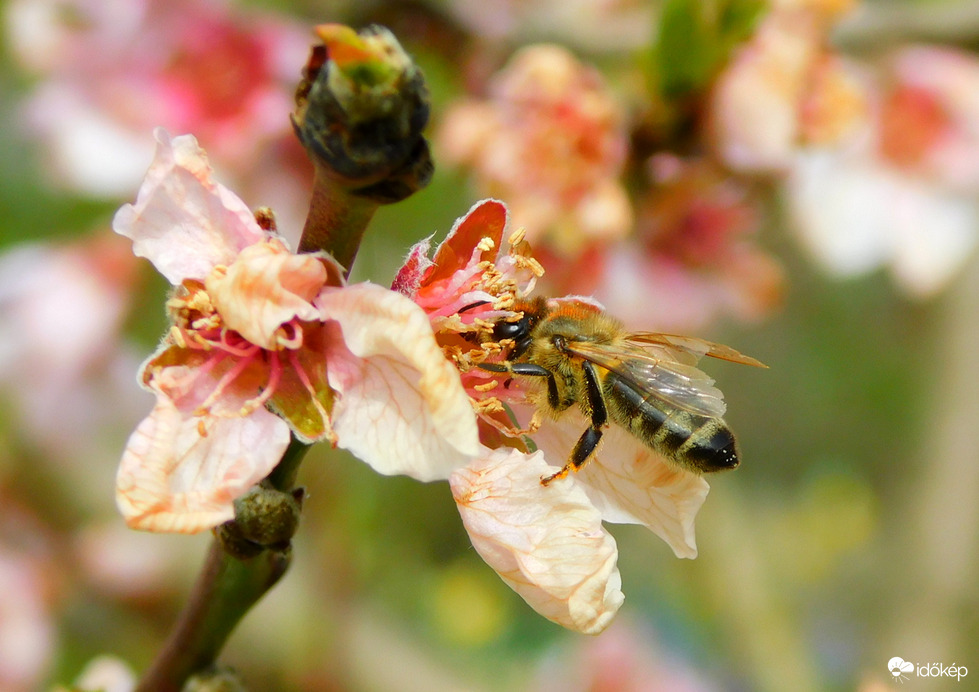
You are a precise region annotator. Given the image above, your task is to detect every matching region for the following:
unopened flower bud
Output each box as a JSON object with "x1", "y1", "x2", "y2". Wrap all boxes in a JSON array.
[
  {"x1": 218, "y1": 485, "x2": 304, "y2": 558},
  {"x1": 293, "y1": 23, "x2": 433, "y2": 203}
]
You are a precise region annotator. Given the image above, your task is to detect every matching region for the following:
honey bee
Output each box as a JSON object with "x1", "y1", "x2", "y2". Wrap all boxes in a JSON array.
[{"x1": 480, "y1": 297, "x2": 766, "y2": 485}]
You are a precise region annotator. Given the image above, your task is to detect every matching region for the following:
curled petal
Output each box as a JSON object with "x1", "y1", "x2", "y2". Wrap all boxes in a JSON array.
[
  {"x1": 451, "y1": 448, "x2": 624, "y2": 634},
  {"x1": 528, "y1": 409, "x2": 709, "y2": 559},
  {"x1": 116, "y1": 396, "x2": 290, "y2": 533},
  {"x1": 112, "y1": 128, "x2": 265, "y2": 285},
  {"x1": 424, "y1": 199, "x2": 508, "y2": 285},
  {"x1": 205, "y1": 239, "x2": 327, "y2": 349},
  {"x1": 316, "y1": 283, "x2": 480, "y2": 480}
]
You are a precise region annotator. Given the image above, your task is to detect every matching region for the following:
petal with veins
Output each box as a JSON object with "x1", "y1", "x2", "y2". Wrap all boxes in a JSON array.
[
  {"x1": 140, "y1": 345, "x2": 267, "y2": 417},
  {"x1": 528, "y1": 409, "x2": 709, "y2": 559},
  {"x1": 116, "y1": 396, "x2": 290, "y2": 533},
  {"x1": 206, "y1": 239, "x2": 326, "y2": 349},
  {"x1": 317, "y1": 283, "x2": 480, "y2": 481},
  {"x1": 112, "y1": 128, "x2": 265, "y2": 285},
  {"x1": 451, "y1": 448, "x2": 624, "y2": 634}
]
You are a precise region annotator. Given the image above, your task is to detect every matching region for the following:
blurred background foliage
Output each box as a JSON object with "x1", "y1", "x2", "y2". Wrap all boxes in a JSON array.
[{"x1": 1, "y1": 0, "x2": 978, "y2": 691}]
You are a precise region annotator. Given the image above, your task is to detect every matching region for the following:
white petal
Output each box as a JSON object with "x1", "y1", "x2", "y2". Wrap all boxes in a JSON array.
[
  {"x1": 787, "y1": 151, "x2": 892, "y2": 275},
  {"x1": 527, "y1": 409, "x2": 709, "y2": 559},
  {"x1": 887, "y1": 178, "x2": 978, "y2": 296},
  {"x1": 789, "y1": 151, "x2": 979, "y2": 296},
  {"x1": 116, "y1": 396, "x2": 290, "y2": 533},
  {"x1": 451, "y1": 448, "x2": 624, "y2": 634},
  {"x1": 112, "y1": 128, "x2": 265, "y2": 285},
  {"x1": 317, "y1": 283, "x2": 480, "y2": 481}
]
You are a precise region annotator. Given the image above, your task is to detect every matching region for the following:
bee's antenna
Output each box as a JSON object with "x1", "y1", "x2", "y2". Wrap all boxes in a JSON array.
[{"x1": 458, "y1": 300, "x2": 490, "y2": 313}]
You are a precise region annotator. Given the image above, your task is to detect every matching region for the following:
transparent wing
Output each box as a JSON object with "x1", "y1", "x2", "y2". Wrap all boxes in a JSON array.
[
  {"x1": 565, "y1": 340, "x2": 729, "y2": 417},
  {"x1": 626, "y1": 333, "x2": 767, "y2": 368}
]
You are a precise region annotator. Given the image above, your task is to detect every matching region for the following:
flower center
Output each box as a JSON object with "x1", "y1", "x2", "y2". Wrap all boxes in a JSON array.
[{"x1": 164, "y1": 281, "x2": 299, "y2": 420}]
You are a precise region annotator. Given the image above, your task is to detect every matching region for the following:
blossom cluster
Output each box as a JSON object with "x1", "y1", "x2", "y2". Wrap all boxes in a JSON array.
[{"x1": 105, "y1": 128, "x2": 711, "y2": 634}]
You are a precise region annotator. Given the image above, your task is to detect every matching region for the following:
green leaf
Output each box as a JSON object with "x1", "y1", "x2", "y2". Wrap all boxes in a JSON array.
[{"x1": 654, "y1": 0, "x2": 768, "y2": 99}]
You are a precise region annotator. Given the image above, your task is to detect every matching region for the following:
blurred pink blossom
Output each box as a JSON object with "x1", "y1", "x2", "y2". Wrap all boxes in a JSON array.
[
  {"x1": 710, "y1": 2, "x2": 979, "y2": 297},
  {"x1": 5, "y1": 0, "x2": 311, "y2": 230},
  {"x1": 439, "y1": 44, "x2": 633, "y2": 256},
  {"x1": 787, "y1": 45, "x2": 979, "y2": 296},
  {"x1": 0, "y1": 551, "x2": 54, "y2": 692},
  {"x1": 0, "y1": 232, "x2": 149, "y2": 485},
  {"x1": 709, "y1": 5, "x2": 867, "y2": 173},
  {"x1": 445, "y1": 0, "x2": 654, "y2": 51},
  {"x1": 114, "y1": 129, "x2": 479, "y2": 533},
  {"x1": 0, "y1": 498, "x2": 57, "y2": 692},
  {"x1": 532, "y1": 619, "x2": 721, "y2": 692},
  {"x1": 397, "y1": 200, "x2": 709, "y2": 634},
  {"x1": 552, "y1": 155, "x2": 784, "y2": 332}
]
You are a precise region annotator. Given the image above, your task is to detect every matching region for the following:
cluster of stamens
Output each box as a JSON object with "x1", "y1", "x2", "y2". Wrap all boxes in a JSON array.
[
  {"x1": 159, "y1": 279, "x2": 322, "y2": 427},
  {"x1": 423, "y1": 228, "x2": 544, "y2": 435}
]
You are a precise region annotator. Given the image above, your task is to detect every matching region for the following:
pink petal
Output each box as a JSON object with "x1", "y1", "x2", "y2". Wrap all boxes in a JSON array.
[
  {"x1": 390, "y1": 236, "x2": 434, "y2": 297},
  {"x1": 451, "y1": 448, "x2": 624, "y2": 634},
  {"x1": 139, "y1": 345, "x2": 267, "y2": 417},
  {"x1": 205, "y1": 239, "x2": 326, "y2": 349},
  {"x1": 116, "y1": 396, "x2": 290, "y2": 533},
  {"x1": 316, "y1": 283, "x2": 480, "y2": 481},
  {"x1": 112, "y1": 128, "x2": 265, "y2": 285},
  {"x1": 528, "y1": 409, "x2": 709, "y2": 559},
  {"x1": 423, "y1": 199, "x2": 508, "y2": 286}
]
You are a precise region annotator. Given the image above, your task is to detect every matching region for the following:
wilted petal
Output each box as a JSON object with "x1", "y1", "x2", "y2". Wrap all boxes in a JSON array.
[
  {"x1": 205, "y1": 239, "x2": 326, "y2": 349},
  {"x1": 112, "y1": 128, "x2": 265, "y2": 285},
  {"x1": 140, "y1": 345, "x2": 267, "y2": 417},
  {"x1": 451, "y1": 448, "x2": 624, "y2": 634},
  {"x1": 116, "y1": 396, "x2": 290, "y2": 533},
  {"x1": 529, "y1": 410, "x2": 709, "y2": 559},
  {"x1": 317, "y1": 283, "x2": 480, "y2": 481}
]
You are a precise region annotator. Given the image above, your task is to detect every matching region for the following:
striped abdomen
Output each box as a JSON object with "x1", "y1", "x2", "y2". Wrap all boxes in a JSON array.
[{"x1": 604, "y1": 373, "x2": 740, "y2": 473}]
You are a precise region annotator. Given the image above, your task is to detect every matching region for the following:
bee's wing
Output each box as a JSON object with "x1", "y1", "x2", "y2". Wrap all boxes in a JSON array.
[
  {"x1": 626, "y1": 333, "x2": 767, "y2": 368},
  {"x1": 566, "y1": 340, "x2": 728, "y2": 417}
]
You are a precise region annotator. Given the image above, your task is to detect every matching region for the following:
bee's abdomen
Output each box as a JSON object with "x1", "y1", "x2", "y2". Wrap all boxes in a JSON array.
[{"x1": 605, "y1": 375, "x2": 740, "y2": 473}]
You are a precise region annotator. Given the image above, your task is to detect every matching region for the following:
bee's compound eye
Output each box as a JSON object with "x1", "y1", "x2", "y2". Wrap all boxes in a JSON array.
[{"x1": 493, "y1": 315, "x2": 531, "y2": 341}]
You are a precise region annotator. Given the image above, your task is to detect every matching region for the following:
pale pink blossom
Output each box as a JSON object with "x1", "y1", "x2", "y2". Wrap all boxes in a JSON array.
[
  {"x1": 439, "y1": 44, "x2": 632, "y2": 256},
  {"x1": 0, "y1": 533, "x2": 55, "y2": 692},
  {"x1": 537, "y1": 155, "x2": 784, "y2": 332},
  {"x1": 5, "y1": 0, "x2": 309, "y2": 206},
  {"x1": 397, "y1": 200, "x2": 710, "y2": 634},
  {"x1": 0, "y1": 233, "x2": 149, "y2": 481},
  {"x1": 532, "y1": 619, "x2": 722, "y2": 692},
  {"x1": 115, "y1": 129, "x2": 478, "y2": 533},
  {"x1": 446, "y1": 0, "x2": 654, "y2": 51},
  {"x1": 881, "y1": 46, "x2": 979, "y2": 191},
  {"x1": 451, "y1": 448, "x2": 624, "y2": 635},
  {"x1": 787, "y1": 46, "x2": 979, "y2": 296},
  {"x1": 709, "y1": 7, "x2": 867, "y2": 173}
]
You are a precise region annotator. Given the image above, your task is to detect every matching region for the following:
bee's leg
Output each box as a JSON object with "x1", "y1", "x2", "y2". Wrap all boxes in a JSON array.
[
  {"x1": 479, "y1": 362, "x2": 563, "y2": 411},
  {"x1": 542, "y1": 362, "x2": 607, "y2": 485}
]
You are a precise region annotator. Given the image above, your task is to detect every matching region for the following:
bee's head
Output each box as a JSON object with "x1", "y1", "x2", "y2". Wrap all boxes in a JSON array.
[{"x1": 492, "y1": 300, "x2": 544, "y2": 359}]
